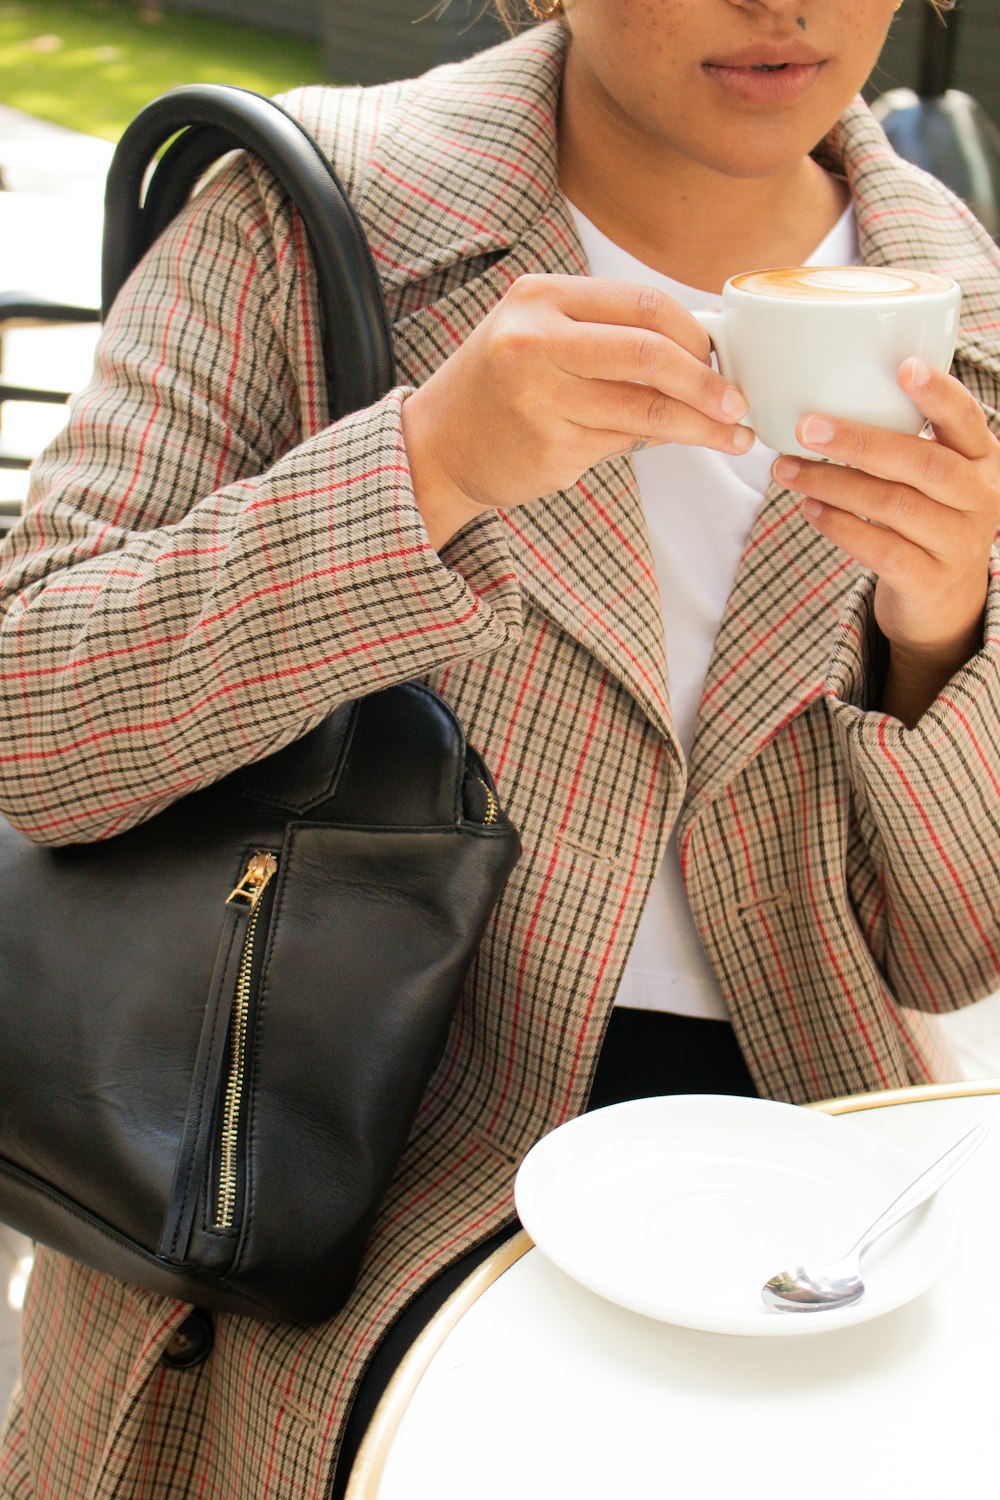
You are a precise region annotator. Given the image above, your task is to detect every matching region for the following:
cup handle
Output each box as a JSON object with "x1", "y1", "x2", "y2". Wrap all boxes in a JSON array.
[
  {"x1": 691, "y1": 308, "x2": 756, "y2": 438},
  {"x1": 690, "y1": 307, "x2": 730, "y2": 376}
]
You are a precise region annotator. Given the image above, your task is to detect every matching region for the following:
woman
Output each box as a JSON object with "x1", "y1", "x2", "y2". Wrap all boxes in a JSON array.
[{"x1": 1, "y1": 2, "x2": 999, "y2": 1496}]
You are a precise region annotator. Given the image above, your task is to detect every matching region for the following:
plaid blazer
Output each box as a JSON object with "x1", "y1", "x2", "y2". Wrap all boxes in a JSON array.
[{"x1": 2, "y1": 22, "x2": 1000, "y2": 1500}]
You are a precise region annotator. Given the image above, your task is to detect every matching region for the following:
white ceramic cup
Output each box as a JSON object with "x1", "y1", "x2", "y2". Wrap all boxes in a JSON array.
[{"x1": 692, "y1": 264, "x2": 962, "y2": 458}]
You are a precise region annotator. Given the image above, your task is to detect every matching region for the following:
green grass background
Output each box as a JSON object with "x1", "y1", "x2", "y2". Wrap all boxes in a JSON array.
[{"x1": 0, "y1": 1, "x2": 326, "y2": 140}]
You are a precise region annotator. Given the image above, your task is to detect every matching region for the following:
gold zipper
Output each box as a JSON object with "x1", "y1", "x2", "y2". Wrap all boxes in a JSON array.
[
  {"x1": 215, "y1": 852, "x2": 278, "y2": 1231},
  {"x1": 477, "y1": 776, "x2": 498, "y2": 825}
]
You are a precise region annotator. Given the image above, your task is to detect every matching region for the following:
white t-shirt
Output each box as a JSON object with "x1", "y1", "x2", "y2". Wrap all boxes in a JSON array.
[{"x1": 566, "y1": 197, "x2": 859, "y2": 1020}]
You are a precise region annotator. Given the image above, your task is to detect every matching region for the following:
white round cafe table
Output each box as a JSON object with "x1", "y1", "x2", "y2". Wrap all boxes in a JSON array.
[{"x1": 346, "y1": 1081, "x2": 1000, "y2": 1500}]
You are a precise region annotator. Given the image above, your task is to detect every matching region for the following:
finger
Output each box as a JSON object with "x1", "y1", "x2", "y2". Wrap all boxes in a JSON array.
[
  {"x1": 793, "y1": 411, "x2": 975, "y2": 514},
  {"x1": 798, "y1": 495, "x2": 932, "y2": 588},
  {"x1": 898, "y1": 357, "x2": 994, "y2": 462},
  {"x1": 571, "y1": 377, "x2": 756, "y2": 456},
  {"x1": 553, "y1": 319, "x2": 748, "y2": 425},
  {"x1": 506, "y1": 273, "x2": 714, "y2": 360},
  {"x1": 772, "y1": 454, "x2": 965, "y2": 559}
]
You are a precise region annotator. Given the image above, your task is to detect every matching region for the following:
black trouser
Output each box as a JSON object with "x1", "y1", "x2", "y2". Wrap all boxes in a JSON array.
[{"x1": 330, "y1": 1009, "x2": 757, "y2": 1496}]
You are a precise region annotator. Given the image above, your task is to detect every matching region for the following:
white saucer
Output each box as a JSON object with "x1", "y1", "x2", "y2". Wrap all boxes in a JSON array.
[{"x1": 514, "y1": 1094, "x2": 952, "y2": 1336}]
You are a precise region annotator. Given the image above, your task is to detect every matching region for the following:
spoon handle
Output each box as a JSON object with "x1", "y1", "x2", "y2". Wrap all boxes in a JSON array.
[{"x1": 850, "y1": 1122, "x2": 988, "y2": 1261}]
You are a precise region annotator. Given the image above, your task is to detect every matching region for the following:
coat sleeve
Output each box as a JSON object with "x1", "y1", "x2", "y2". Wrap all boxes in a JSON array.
[
  {"x1": 0, "y1": 148, "x2": 523, "y2": 846},
  {"x1": 822, "y1": 260, "x2": 1000, "y2": 1015},
  {"x1": 825, "y1": 552, "x2": 1000, "y2": 1013}
]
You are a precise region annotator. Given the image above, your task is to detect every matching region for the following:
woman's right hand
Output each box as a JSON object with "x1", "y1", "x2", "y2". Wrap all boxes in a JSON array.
[{"x1": 400, "y1": 273, "x2": 752, "y2": 549}]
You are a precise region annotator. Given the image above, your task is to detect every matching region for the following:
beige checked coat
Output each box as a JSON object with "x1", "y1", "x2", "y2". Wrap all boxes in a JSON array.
[{"x1": 2, "y1": 22, "x2": 999, "y2": 1500}]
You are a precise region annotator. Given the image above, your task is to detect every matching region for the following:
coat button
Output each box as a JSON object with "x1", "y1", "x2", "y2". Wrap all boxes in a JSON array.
[{"x1": 162, "y1": 1310, "x2": 214, "y2": 1369}]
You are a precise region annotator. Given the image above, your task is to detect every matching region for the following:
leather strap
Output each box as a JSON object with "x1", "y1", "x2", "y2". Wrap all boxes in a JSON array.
[{"x1": 101, "y1": 83, "x2": 396, "y2": 419}]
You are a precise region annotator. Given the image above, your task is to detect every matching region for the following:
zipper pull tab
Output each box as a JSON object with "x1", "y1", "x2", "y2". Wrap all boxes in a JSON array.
[{"x1": 226, "y1": 853, "x2": 278, "y2": 912}]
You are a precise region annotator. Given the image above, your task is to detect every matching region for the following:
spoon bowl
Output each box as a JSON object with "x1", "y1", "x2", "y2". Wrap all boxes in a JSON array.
[
  {"x1": 762, "y1": 1255, "x2": 867, "y2": 1311},
  {"x1": 761, "y1": 1123, "x2": 987, "y2": 1313}
]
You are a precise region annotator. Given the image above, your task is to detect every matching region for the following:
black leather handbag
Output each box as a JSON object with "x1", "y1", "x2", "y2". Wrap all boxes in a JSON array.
[{"x1": 0, "y1": 89, "x2": 520, "y2": 1326}]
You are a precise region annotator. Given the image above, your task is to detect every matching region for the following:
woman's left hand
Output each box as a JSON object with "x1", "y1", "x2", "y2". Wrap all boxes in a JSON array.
[{"x1": 771, "y1": 357, "x2": 1000, "y2": 726}]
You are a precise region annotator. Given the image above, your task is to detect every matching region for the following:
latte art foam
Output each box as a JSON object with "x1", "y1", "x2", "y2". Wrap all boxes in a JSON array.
[{"x1": 731, "y1": 265, "x2": 952, "y2": 300}]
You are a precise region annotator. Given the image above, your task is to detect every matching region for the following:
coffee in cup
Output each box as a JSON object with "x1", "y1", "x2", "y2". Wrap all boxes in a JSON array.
[{"x1": 692, "y1": 264, "x2": 961, "y2": 458}]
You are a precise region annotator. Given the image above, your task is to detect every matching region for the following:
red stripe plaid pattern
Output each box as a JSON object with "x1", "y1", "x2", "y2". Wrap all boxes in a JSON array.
[{"x1": 2, "y1": 23, "x2": 999, "y2": 1499}]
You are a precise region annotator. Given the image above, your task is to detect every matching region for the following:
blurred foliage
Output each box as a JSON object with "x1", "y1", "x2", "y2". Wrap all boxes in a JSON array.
[{"x1": 0, "y1": 1, "x2": 325, "y2": 141}]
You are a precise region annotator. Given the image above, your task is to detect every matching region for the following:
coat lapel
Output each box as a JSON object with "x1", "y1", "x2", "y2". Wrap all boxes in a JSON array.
[
  {"x1": 357, "y1": 24, "x2": 675, "y2": 744},
  {"x1": 684, "y1": 485, "x2": 859, "y2": 805},
  {"x1": 686, "y1": 99, "x2": 1000, "y2": 807}
]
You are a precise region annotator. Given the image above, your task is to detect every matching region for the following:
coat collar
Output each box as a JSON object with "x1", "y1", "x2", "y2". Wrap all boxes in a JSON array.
[
  {"x1": 360, "y1": 37, "x2": 1000, "y2": 800},
  {"x1": 354, "y1": 23, "x2": 569, "y2": 297}
]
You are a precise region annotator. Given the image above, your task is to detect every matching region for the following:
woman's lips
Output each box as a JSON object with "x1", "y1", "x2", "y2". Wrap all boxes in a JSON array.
[{"x1": 701, "y1": 60, "x2": 824, "y2": 105}]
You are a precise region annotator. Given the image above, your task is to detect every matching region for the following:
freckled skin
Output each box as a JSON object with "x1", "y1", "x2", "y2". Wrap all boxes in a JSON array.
[
  {"x1": 555, "y1": 0, "x2": 901, "y2": 286},
  {"x1": 558, "y1": 0, "x2": 900, "y2": 182}
]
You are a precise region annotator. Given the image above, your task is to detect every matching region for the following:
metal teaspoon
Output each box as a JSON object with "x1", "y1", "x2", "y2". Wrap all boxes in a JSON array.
[{"x1": 760, "y1": 1122, "x2": 988, "y2": 1313}]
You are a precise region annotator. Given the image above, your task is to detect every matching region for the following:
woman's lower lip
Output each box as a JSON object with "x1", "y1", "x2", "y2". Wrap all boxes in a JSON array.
[{"x1": 702, "y1": 62, "x2": 822, "y2": 104}]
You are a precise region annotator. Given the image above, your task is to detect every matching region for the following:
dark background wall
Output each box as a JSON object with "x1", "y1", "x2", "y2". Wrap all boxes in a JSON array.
[
  {"x1": 319, "y1": 1, "x2": 507, "y2": 82},
  {"x1": 156, "y1": 0, "x2": 507, "y2": 80},
  {"x1": 868, "y1": 1, "x2": 998, "y2": 121},
  {"x1": 155, "y1": 0, "x2": 998, "y2": 119},
  {"x1": 158, "y1": 0, "x2": 317, "y2": 39}
]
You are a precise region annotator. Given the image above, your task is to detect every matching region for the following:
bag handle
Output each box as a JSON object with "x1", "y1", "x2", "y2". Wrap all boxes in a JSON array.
[{"x1": 101, "y1": 83, "x2": 396, "y2": 422}]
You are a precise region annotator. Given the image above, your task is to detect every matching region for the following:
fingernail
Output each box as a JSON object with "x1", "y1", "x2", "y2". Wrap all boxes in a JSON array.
[
  {"x1": 800, "y1": 415, "x2": 835, "y2": 447},
  {"x1": 773, "y1": 456, "x2": 800, "y2": 484},
  {"x1": 721, "y1": 387, "x2": 748, "y2": 420},
  {"x1": 732, "y1": 424, "x2": 755, "y2": 451},
  {"x1": 803, "y1": 498, "x2": 823, "y2": 519},
  {"x1": 908, "y1": 356, "x2": 931, "y2": 387}
]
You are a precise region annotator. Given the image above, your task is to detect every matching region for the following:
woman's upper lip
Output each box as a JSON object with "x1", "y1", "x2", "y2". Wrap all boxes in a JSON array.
[{"x1": 703, "y1": 43, "x2": 825, "y2": 68}]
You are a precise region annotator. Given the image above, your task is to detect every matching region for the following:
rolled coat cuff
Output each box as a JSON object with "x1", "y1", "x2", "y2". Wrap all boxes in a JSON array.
[
  {"x1": 822, "y1": 555, "x2": 1000, "y2": 1007},
  {"x1": 824, "y1": 551, "x2": 1000, "y2": 742},
  {"x1": 259, "y1": 383, "x2": 526, "y2": 682}
]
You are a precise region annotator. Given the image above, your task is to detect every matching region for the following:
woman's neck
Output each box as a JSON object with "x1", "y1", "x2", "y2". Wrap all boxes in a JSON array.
[
  {"x1": 561, "y1": 158, "x2": 849, "y2": 292},
  {"x1": 557, "y1": 70, "x2": 850, "y2": 292}
]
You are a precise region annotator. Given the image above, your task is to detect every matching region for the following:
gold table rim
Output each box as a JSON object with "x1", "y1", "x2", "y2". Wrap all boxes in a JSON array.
[{"x1": 344, "y1": 1077, "x2": 1000, "y2": 1499}]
